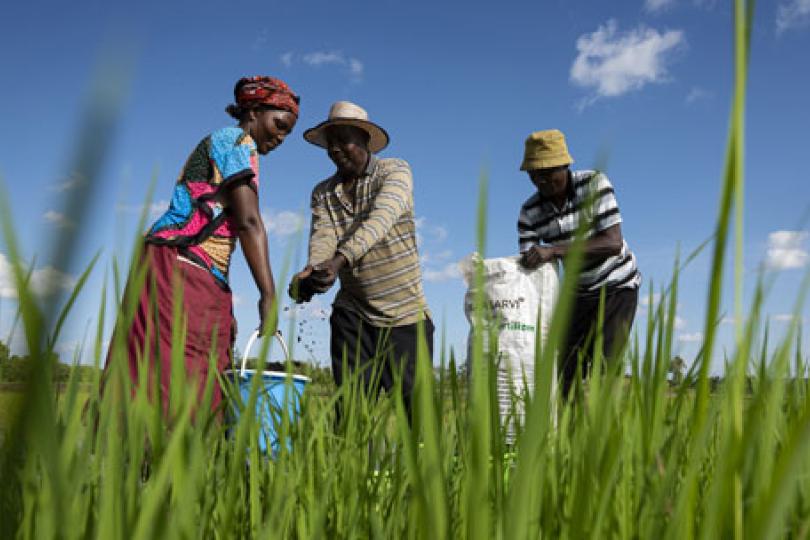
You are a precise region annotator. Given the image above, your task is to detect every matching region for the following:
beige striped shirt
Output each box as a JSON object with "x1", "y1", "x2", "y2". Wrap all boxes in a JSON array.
[{"x1": 308, "y1": 155, "x2": 430, "y2": 326}]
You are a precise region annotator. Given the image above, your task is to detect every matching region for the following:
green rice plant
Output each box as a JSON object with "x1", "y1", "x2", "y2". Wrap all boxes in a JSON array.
[{"x1": 3, "y1": 1, "x2": 810, "y2": 537}]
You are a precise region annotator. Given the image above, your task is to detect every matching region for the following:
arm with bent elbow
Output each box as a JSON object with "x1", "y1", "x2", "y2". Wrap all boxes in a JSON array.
[
  {"x1": 225, "y1": 182, "x2": 276, "y2": 334},
  {"x1": 521, "y1": 224, "x2": 624, "y2": 268}
]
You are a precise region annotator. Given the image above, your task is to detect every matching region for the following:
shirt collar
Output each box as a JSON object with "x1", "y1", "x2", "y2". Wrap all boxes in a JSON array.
[
  {"x1": 330, "y1": 154, "x2": 377, "y2": 186},
  {"x1": 539, "y1": 169, "x2": 576, "y2": 212},
  {"x1": 564, "y1": 169, "x2": 576, "y2": 202},
  {"x1": 364, "y1": 154, "x2": 378, "y2": 177}
]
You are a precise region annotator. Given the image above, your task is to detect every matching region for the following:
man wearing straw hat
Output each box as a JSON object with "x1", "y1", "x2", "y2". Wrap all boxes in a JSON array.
[
  {"x1": 289, "y1": 101, "x2": 433, "y2": 422},
  {"x1": 517, "y1": 129, "x2": 640, "y2": 398}
]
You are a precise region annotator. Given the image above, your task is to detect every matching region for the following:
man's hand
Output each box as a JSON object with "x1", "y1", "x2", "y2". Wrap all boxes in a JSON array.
[
  {"x1": 520, "y1": 246, "x2": 557, "y2": 269},
  {"x1": 310, "y1": 254, "x2": 347, "y2": 292},
  {"x1": 287, "y1": 254, "x2": 346, "y2": 303},
  {"x1": 257, "y1": 293, "x2": 276, "y2": 336},
  {"x1": 288, "y1": 266, "x2": 317, "y2": 304}
]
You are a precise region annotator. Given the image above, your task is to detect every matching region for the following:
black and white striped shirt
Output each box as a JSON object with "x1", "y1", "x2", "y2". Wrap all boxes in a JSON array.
[{"x1": 518, "y1": 170, "x2": 640, "y2": 294}]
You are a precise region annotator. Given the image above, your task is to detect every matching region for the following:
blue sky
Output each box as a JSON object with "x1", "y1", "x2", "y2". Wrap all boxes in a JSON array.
[{"x1": 1, "y1": 0, "x2": 809, "y2": 372}]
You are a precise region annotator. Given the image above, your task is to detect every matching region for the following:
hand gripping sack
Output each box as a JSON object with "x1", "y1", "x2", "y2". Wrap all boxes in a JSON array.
[{"x1": 460, "y1": 254, "x2": 559, "y2": 441}]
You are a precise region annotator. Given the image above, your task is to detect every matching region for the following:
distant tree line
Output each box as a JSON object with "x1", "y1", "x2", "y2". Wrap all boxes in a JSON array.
[
  {"x1": 1, "y1": 339, "x2": 796, "y2": 396},
  {"x1": 0, "y1": 340, "x2": 97, "y2": 384}
]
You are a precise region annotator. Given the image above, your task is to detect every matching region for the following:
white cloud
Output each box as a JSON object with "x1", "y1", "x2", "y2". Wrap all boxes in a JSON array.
[
  {"x1": 281, "y1": 50, "x2": 364, "y2": 79},
  {"x1": 303, "y1": 51, "x2": 345, "y2": 66},
  {"x1": 772, "y1": 313, "x2": 800, "y2": 323},
  {"x1": 421, "y1": 249, "x2": 453, "y2": 265},
  {"x1": 0, "y1": 253, "x2": 76, "y2": 299},
  {"x1": 433, "y1": 226, "x2": 448, "y2": 242},
  {"x1": 421, "y1": 247, "x2": 460, "y2": 282},
  {"x1": 645, "y1": 0, "x2": 676, "y2": 12},
  {"x1": 43, "y1": 210, "x2": 75, "y2": 229},
  {"x1": 28, "y1": 266, "x2": 76, "y2": 297},
  {"x1": 777, "y1": 0, "x2": 810, "y2": 33},
  {"x1": 674, "y1": 316, "x2": 686, "y2": 330},
  {"x1": 423, "y1": 262, "x2": 463, "y2": 283},
  {"x1": 51, "y1": 174, "x2": 83, "y2": 192},
  {"x1": 678, "y1": 331, "x2": 703, "y2": 343},
  {"x1": 117, "y1": 200, "x2": 169, "y2": 220},
  {"x1": 645, "y1": 0, "x2": 718, "y2": 11},
  {"x1": 415, "y1": 216, "x2": 450, "y2": 246},
  {"x1": 253, "y1": 29, "x2": 269, "y2": 50},
  {"x1": 639, "y1": 292, "x2": 662, "y2": 307},
  {"x1": 570, "y1": 20, "x2": 685, "y2": 105},
  {"x1": 766, "y1": 230, "x2": 808, "y2": 270},
  {"x1": 262, "y1": 209, "x2": 304, "y2": 237},
  {"x1": 348, "y1": 58, "x2": 364, "y2": 76},
  {"x1": 686, "y1": 86, "x2": 711, "y2": 104}
]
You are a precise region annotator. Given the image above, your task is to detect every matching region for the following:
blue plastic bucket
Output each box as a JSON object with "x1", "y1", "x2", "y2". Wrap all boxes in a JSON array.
[{"x1": 224, "y1": 330, "x2": 310, "y2": 456}]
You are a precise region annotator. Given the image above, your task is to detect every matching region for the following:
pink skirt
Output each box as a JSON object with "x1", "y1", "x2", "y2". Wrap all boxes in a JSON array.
[{"x1": 104, "y1": 244, "x2": 234, "y2": 416}]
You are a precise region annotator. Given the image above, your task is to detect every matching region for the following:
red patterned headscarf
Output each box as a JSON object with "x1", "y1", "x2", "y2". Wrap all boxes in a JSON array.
[{"x1": 234, "y1": 76, "x2": 300, "y2": 117}]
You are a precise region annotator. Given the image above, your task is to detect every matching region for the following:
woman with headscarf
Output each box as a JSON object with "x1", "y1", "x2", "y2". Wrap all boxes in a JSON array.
[{"x1": 105, "y1": 76, "x2": 300, "y2": 415}]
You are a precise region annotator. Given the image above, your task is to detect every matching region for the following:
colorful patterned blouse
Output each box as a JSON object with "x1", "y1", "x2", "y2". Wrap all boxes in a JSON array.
[{"x1": 146, "y1": 127, "x2": 259, "y2": 289}]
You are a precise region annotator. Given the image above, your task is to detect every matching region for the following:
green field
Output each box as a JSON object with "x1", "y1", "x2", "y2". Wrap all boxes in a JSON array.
[
  {"x1": 4, "y1": 2, "x2": 810, "y2": 538},
  {"x1": 0, "y1": 390, "x2": 23, "y2": 433}
]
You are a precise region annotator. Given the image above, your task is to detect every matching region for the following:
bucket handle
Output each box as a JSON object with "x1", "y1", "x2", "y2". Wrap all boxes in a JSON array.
[{"x1": 240, "y1": 329, "x2": 290, "y2": 377}]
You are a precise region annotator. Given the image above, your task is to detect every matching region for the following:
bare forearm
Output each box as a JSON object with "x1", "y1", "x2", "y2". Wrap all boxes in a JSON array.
[
  {"x1": 239, "y1": 219, "x2": 275, "y2": 298},
  {"x1": 550, "y1": 236, "x2": 622, "y2": 261},
  {"x1": 223, "y1": 181, "x2": 277, "y2": 333},
  {"x1": 522, "y1": 225, "x2": 624, "y2": 269},
  {"x1": 224, "y1": 182, "x2": 275, "y2": 298}
]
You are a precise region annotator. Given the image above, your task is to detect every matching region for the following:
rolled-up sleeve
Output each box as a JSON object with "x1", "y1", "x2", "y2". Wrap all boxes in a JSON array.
[
  {"x1": 307, "y1": 190, "x2": 338, "y2": 267},
  {"x1": 337, "y1": 161, "x2": 413, "y2": 266}
]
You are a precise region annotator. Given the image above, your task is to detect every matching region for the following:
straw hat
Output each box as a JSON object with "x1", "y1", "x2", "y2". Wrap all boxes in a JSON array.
[
  {"x1": 303, "y1": 101, "x2": 390, "y2": 153},
  {"x1": 520, "y1": 129, "x2": 574, "y2": 171}
]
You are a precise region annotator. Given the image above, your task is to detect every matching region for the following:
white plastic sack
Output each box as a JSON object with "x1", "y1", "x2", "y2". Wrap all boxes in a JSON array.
[{"x1": 460, "y1": 254, "x2": 559, "y2": 440}]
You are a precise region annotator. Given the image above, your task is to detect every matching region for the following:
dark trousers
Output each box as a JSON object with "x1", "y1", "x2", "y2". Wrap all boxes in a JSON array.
[
  {"x1": 560, "y1": 287, "x2": 638, "y2": 398},
  {"x1": 330, "y1": 306, "x2": 434, "y2": 423}
]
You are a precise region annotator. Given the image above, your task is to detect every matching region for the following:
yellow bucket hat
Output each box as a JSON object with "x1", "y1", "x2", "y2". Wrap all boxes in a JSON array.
[{"x1": 520, "y1": 129, "x2": 574, "y2": 171}]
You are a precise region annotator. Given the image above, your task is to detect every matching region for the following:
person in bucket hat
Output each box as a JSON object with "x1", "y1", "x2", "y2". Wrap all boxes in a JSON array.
[
  {"x1": 289, "y1": 101, "x2": 433, "y2": 423},
  {"x1": 517, "y1": 129, "x2": 640, "y2": 398}
]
